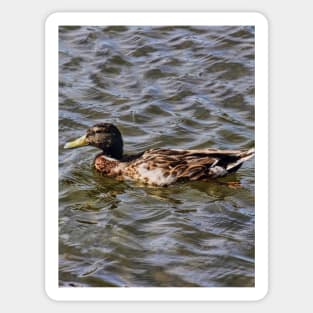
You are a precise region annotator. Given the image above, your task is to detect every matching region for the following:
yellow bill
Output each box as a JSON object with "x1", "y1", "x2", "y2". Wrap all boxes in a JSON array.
[{"x1": 64, "y1": 134, "x2": 88, "y2": 149}]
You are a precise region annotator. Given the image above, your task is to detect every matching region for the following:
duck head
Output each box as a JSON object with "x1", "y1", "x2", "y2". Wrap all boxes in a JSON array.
[{"x1": 64, "y1": 123, "x2": 123, "y2": 159}]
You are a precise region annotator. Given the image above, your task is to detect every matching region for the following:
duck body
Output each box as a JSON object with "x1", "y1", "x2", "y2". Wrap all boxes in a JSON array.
[{"x1": 64, "y1": 123, "x2": 254, "y2": 187}]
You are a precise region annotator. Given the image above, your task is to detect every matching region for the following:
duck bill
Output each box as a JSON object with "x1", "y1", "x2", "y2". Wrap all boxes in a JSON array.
[{"x1": 64, "y1": 135, "x2": 88, "y2": 149}]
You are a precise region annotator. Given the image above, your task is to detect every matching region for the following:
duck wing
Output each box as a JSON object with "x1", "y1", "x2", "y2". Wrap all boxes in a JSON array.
[{"x1": 125, "y1": 148, "x2": 254, "y2": 185}]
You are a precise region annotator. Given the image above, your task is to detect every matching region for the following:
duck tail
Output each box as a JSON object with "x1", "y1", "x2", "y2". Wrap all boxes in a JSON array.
[{"x1": 226, "y1": 148, "x2": 255, "y2": 173}]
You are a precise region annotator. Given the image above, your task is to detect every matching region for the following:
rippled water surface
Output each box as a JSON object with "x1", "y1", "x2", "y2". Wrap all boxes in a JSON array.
[{"x1": 59, "y1": 25, "x2": 255, "y2": 287}]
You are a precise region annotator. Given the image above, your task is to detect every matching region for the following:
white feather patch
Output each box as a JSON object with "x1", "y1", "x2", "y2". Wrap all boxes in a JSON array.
[
  {"x1": 209, "y1": 166, "x2": 227, "y2": 178},
  {"x1": 102, "y1": 155, "x2": 118, "y2": 162},
  {"x1": 137, "y1": 163, "x2": 176, "y2": 186}
]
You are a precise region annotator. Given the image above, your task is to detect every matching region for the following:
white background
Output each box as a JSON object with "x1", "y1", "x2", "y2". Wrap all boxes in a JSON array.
[
  {"x1": 46, "y1": 12, "x2": 268, "y2": 302},
  {"x1": 1, "y1": 0, "x2": 312, "y2": 312}
]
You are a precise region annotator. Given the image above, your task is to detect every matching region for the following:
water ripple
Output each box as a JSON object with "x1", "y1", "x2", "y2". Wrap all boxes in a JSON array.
[{"x1": 59, "y1": 25, "x2": 255, "y2": 287}]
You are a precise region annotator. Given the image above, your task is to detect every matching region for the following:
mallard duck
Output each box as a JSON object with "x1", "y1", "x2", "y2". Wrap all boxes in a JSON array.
[{"x1": 64, "y1": 123, "x2": 254, "y2": 186}]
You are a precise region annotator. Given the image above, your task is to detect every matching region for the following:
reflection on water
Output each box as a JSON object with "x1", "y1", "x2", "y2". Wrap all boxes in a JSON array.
[{"x1": 59, "y1": 25, "x2": 255, "y2": 287}]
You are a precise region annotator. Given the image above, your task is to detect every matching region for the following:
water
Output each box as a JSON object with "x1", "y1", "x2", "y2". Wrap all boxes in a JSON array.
[{"x1": 59, "y1": 25, "x2": 255, "y2": 287}]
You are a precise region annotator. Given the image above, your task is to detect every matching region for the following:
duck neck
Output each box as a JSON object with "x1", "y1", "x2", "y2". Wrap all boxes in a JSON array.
[{"x1": 103, "y1": 146, "x2": 123, "y2": 160}]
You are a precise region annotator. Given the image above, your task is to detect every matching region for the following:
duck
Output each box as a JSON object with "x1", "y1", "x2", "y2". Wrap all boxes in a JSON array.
[{"x1": 64, "y1": 123, "x2": 254, "y2": 187}]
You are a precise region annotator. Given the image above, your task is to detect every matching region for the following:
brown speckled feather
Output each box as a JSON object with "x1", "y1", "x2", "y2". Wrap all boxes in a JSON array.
[
  {"x1": 94, "y1": 154, "x2": 127, "y2": 178},
  {"x1": 95, "y1": 148, "x2": 254, "y2": 186}
]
